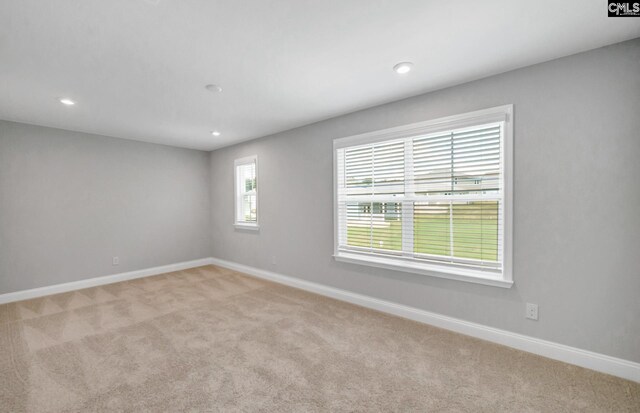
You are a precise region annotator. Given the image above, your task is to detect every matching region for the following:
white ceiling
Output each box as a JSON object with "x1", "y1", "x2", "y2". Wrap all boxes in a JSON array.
[{"x1": 1, "y1": 1, "x2": 638, "y2": 150}]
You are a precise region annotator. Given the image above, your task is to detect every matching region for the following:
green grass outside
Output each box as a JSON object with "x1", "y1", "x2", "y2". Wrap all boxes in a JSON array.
[{"x1": 346, "y1": 202, "x2": 498, "y2": 261}]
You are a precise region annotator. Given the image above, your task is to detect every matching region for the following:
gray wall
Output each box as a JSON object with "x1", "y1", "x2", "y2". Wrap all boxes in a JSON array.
[
  {"x1": 0, "y1": 121, "x2": 211, "y2": 294},
  {"x1": 209, "y1": 39, "x2": 640, "y2": 362}
]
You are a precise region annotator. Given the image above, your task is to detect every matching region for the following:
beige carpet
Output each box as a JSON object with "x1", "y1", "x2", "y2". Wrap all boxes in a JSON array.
[{"x1": 0, "y1": 265, "x2": 638, "y2": 412}]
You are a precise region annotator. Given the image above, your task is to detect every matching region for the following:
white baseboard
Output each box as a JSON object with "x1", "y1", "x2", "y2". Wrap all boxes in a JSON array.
[
  {"x1": 0, "y1": 257, "x2": 214, "y2": 305},
  {"x1": 210, "y1": 257, "x2": 640, "y2": 383},
  {"x1": 2, "y1": 256, "x2": 637, "y2": 382}
]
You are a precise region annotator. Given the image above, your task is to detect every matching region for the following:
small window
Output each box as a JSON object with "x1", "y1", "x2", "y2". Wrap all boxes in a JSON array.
[
  {"x1": 334, "y1": 106, "x2": 513, "y2": 287},
  {"x1": 234, "y1": 155, "x2": 258, "y2": 229}
]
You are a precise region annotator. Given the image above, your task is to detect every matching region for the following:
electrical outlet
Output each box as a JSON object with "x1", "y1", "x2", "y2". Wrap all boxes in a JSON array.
[
  {"x1": 271, "y1": 255, "x2": 277, "y2": 266},
  {"x1": 112, "y1": 256, "x2": 119, "y2": 266},
  {"x1": 526, "y1": 303, "x2": 538, "y2": 320}
]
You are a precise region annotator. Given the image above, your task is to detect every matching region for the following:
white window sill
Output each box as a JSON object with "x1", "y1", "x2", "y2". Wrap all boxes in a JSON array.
[
  {"x1": 334, "y1": 252, "x2": 513, "y2": 289},
  {"x1": 234, "y1": 223, "x2": 259, "y2": 231}
]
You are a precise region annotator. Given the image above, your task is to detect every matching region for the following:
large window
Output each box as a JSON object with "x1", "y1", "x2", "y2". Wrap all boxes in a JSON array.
[
  {"x1": 334, "y1": 106, "x2": 513, "y2": 287},
  {"x1": 235, "y1": 155, "x2": 258, "y2": 229}
]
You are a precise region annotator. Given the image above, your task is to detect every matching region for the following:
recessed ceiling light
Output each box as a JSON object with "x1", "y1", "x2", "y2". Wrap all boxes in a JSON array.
[
  {"x1": 59, "y1": 98, "x2": 76, "y2": 105},
  {"x1": 205, "y1": 84, "x2": 223, "y2": 93},
  {"x1": 393, "y1": 62, "x2": 413, "y2": 74},
  {"x1": 211, "y1": 131, "x2": 221, "y2": 137}
]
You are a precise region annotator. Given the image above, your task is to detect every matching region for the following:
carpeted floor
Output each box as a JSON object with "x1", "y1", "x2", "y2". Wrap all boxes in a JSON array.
[{"x1": 0, "y1": 265, "x2": 638, "y2": 412}]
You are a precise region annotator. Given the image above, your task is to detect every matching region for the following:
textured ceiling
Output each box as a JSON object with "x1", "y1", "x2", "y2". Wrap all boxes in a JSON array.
[{"x1": 1, "y1": 0, "x2": 638, "y2": 150}]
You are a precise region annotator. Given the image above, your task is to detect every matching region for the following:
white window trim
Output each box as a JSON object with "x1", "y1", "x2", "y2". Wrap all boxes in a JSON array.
[
  {"x1": 234, "y1": 222, "x2": 260, "y2": 230},
  {"x1": 234, "y1": 155, "x2": 259, "y2": 230},
  {"x1": 333, "y1": 105, "x2": 513, "y2": 288}
]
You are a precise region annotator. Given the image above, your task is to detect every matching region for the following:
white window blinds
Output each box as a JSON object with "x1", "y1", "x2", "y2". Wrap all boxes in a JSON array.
[
  {"x1": 235, "y1": 155, "x2": 258, "y2": 227},
  {"x1": 334, "y1": 106, "x2": 513, "y2": 286}
]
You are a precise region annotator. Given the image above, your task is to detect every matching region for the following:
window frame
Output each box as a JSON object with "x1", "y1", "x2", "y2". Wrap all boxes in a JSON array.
[
  {"x1": 333, "y1": 105, "x2": 513, "y2": 288},
  {"x1": 234, "y1": 155, "x2": 259, "y2": 230}
]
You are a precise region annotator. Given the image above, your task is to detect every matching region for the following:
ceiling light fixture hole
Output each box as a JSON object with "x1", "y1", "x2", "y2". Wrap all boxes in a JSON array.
[
  {"x1": 393, "y1": 62, "x2": 413, "y2": 74},
  {"x1": 205, "y1": 84, "x2": 223, "y2": 93}
]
